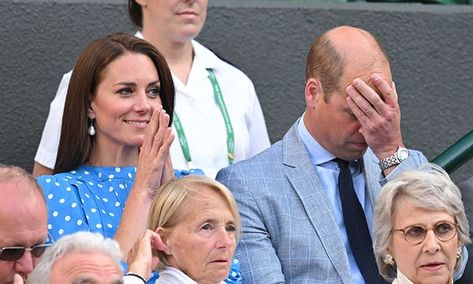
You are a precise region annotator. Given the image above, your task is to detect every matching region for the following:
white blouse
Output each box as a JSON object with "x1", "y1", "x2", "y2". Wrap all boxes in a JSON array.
[
  {"x1": 156, "y1": 267, "x2": 225, "y2": 284},
  {"x1": 392, "y1": 269, "x2": 453, "y2": 284}
]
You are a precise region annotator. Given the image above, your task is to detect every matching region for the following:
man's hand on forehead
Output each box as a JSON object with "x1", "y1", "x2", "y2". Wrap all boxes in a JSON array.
[{"x1": 345, "y1": 73, "x2": 403, "y2": 162}]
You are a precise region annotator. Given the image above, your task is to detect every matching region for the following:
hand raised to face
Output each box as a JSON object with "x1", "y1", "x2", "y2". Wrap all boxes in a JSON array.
[
  {"x1": 346, "y1": 73, "x2": 404, "y2": 163},
  {"x1": 134, "y1": 107, "x2": 175, "y2": 200}
]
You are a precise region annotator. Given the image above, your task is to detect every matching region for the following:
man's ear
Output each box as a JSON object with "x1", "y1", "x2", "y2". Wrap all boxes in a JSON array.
[{"x1": 305, "y1": 78, "x2": 323, "y2": 109}]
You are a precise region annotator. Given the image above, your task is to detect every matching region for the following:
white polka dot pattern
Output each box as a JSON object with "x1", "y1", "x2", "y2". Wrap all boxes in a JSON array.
[
  {"x1": 37, "y1": 166, "x2": 190, "y2": 246},
  {"x1": 37, "y1": 165, "x2": 136, "y2": 242}
]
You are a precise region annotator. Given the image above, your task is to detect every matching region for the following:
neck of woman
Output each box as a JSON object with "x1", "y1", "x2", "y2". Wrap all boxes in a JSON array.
[
  {"x1": 87, "y1": 143, "x2": 138, "y2": 167},
  {"x1": 142, "y1": 27, "x2": 194, "y2": 85}
]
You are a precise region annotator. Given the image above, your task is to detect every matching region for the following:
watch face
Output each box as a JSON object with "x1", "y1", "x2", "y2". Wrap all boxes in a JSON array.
[{"x1": 398, "y1": 148, "x2": 409, "y2": 160}]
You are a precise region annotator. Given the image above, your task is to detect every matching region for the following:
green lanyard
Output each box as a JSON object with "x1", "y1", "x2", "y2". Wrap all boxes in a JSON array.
[{"x1": 172, "y1": 69, "x2": 235, "y2": 169}]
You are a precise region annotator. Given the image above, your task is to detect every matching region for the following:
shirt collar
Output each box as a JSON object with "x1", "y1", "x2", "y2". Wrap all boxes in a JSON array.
[
  {"x1": 395, "y1": 269, "x2": 453, "y2": 284},
  {"x1": 297, "y1": 114, "x2": 335, "y2": 166},
  {"x1": 297, "y1": 113, "x2": 363, "y2": 173},
  {"x1": 134, "y1": 31, "x2": 225, "y2": 70}
]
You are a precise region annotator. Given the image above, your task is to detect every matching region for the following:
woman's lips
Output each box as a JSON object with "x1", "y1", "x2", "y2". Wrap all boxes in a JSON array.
[
  {"x1": 420, "y1": 262, "x2": 445, "y2": 272},
  {"x1": 177, "y1": 10, "x2": 199, "y2": 18},
  {"x1": 124, "y1": 120, "x2": 149, "y2": 128}
]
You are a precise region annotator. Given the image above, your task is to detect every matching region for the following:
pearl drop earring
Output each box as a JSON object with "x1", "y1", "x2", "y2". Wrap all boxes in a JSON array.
[{"x1": 88, "y1": 120, "x2": 96, "y2": 136}]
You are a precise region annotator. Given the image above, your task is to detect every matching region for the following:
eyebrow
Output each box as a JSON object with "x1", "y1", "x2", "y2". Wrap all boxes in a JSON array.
[
  {"x1": 199, "y1": 217, "x2": 236, "y2": 224},
  {"x1": 113, "y1": 79, "x2": 160, "y2": 87},
  {"x1": 7, "y1": 238, "x2": 48, "y2": 248},
  {"x1": 72, "y1": 276, "x2": 98, "y2": 284}
]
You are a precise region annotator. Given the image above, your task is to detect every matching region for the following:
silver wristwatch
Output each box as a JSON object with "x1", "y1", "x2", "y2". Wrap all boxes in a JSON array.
[{"x1": 378, "y1": 146, "x2": 409, "y2": 170}]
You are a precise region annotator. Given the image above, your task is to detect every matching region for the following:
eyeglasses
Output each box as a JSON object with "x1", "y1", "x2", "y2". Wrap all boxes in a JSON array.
[
  {"x1": 0, "y1": 243, "x2": 53, "y2": 261},
  {"x1": 393, "y1": 221, "x2": 458, "y2": 245},
  {"x1": 0, "y1": 232, "x2": 55, "y2": 262}
]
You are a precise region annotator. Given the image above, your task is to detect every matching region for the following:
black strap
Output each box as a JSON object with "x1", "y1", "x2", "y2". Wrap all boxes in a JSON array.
[{"x1": 125, "y1": 272, "x2": 146, "y2": 284}]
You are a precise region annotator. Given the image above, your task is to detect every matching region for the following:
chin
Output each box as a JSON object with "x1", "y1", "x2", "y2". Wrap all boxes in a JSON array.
[
  {"x1": 126, "y1": 138, "x2": 144, "y2": 148},
  {"x1": 415, "y1": 271, "x2": 452, "y2": 284},
  {"x1": 416, "y1": 276, "x2": 450, "y2": 284}
]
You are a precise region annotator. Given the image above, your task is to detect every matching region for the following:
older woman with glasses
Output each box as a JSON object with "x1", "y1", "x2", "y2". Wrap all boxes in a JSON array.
[{"x1": 373, "y1": 164, "x2": 470, "y2": 284}]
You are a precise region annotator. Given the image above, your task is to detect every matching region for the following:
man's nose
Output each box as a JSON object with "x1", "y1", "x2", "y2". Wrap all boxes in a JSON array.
[{"x1": 15, "y1": 251, "x2": 34, "y2": 276}]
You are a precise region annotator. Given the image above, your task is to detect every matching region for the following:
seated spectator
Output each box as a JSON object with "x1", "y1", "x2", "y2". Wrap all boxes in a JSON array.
[
  {"x1": 147, "y1": 176, "x2": 241, "y2": 284},
  {"x1": 28, "y1": 230, "x2": 168, "y2": 284},
  {"x1": 373, "y1": 164, "x2": 470, "y2": 283},
  {"x1": 28, "y1": 232, "x2": 123, "y2": 284},
  {"x1": 216, "y1": 25, "x2": 428, "y2": 283},
  {"x1": 36, "y1": 31, "x2": 241, "y2": 284},
  {"x1": 36, "y1": 32, "x2": 180, "y2": 257},
  {"x1": 0, "y1": 164, "x2": 49, "y2": 283}
]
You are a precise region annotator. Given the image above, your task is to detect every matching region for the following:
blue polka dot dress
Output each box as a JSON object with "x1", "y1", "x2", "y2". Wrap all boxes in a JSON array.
[{"x1": 37, "y1": 165, "x2": 136, "y2": 240}]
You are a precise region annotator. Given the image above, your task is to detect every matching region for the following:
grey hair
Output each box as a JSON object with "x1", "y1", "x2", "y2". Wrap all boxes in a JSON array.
[
  {"x1": 0, "y1": 164, "x2": 45, "y2": 201},
  {"x1": 373, "y1": 163, "x2": 470, "y2": 281},
  {"x1": 27, "y1": 232, "x2": 123, "y2": 284}
]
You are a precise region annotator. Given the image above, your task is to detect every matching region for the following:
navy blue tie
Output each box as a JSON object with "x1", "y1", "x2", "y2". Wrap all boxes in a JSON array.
[{"x1": 336, "y1": 159, "x2": 386, "y2": 283}]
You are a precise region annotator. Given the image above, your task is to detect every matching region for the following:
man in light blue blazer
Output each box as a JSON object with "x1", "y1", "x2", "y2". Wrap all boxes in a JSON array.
[{"x1": 216, "y1": 26, "x2": 428, "y2": 283}]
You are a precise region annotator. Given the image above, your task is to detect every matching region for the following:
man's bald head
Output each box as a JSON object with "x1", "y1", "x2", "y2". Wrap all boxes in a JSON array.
[
  {"x1": 0, "y1": 165, "x2": 47, "y2": 284},
  {"x1": 0, "y1": 164, "x2": 45, "y2": 202},
  {"x1": 305, "y1": 25, "x2": 390, "y2": 101}
]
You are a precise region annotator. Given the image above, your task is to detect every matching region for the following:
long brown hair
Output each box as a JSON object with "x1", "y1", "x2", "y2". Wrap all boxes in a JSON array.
[{"x1": 54, "y1": 32, "x2": 174, "y2": 174}]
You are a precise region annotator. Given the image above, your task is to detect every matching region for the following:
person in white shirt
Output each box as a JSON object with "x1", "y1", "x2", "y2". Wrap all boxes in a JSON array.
[{"x1": 33, "y1": 0, "x2": 270, "y2": 178}]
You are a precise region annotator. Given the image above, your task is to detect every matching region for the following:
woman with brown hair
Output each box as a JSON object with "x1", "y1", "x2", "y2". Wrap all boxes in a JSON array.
[{"x1": 37, "y1": 32, "x2": 182, "y2": 257}]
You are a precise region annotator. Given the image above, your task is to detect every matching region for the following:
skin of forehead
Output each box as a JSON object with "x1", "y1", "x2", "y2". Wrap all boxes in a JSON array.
[{"x1": 326, "y1": 26, "x2": 391, "y2": 85}]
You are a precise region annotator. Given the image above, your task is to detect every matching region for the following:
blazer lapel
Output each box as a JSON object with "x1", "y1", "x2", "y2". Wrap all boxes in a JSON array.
[{"x1": 282, "y1": 123, "x2": 351, "y2": 283}]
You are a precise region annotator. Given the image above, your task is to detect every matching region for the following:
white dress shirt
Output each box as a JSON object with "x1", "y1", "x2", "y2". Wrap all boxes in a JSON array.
[{"x1": 392, "y1": 269, "x2": 453, "y2": 284}]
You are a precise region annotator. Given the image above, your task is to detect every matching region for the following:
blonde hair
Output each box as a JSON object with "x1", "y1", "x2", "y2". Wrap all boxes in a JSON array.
[{"x1": 147, "y1": 175, "x2": 241, "y2": 269}]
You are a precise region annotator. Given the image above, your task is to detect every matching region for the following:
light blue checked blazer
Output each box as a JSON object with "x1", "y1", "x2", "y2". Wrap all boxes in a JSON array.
[{"x1": 216, "y1": 121, "x2": 428, "y2": 284}]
